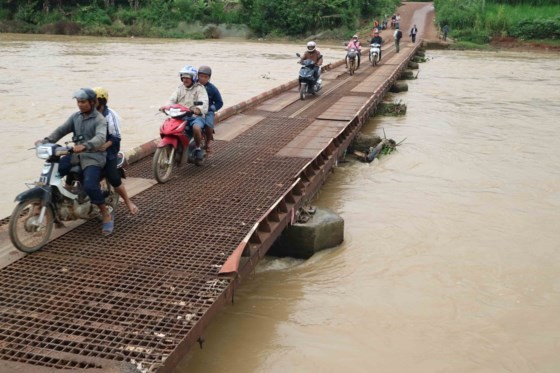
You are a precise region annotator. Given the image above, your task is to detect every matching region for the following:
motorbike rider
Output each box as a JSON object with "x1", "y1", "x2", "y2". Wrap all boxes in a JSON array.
[
  {"x1": 346, "y1": 34, "x2": 362, "y2": 69},
  {"x1": 299, "y1": 41, "x2": 323, "y2": 83},
  {"x1": 370, "y1": 30, "x2": 384, "y2": 60},
  {"x1": 162, "y1": 65, "x2": 209, "y2": 161},
  {"x1": 197, "y1": 65, "x2": 223, "y2": 154},
  {"x1": 93, "y1": 87, "x2": 138, "y2": 215},
  {"x1": 35, "y1": 88, "x2": 114, "y2": 235}
]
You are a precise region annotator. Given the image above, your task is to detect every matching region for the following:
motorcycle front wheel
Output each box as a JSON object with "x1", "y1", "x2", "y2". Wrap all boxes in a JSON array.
[
  {"x1": 299, "y1": 83, "x2": 306, "y2": 101},
  {"x1": 153, "y1": 144, "x2": 175, "y2": 183},
  {"x1": 9, "y1": 198, "x2": 54, "y2": 253},
  {"x1": 349, "y1": 59, "x2": 356, "y2": 75}
]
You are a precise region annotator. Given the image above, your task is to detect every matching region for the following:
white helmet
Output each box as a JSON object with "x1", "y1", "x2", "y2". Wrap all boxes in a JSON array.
[
  {"x1": 179, "y1": 65, "x2": 198, "y2": 82},
  {"x1": 352, "y1": 34, "x2": 358, "y2": 39},
  {"x1": 306, "y1": 41, "x2": 316, "y2": 52}
]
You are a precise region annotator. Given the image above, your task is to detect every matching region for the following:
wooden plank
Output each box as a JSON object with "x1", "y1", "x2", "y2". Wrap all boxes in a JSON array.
[
  {"x1": 256, "y1": 89, "x2": 300, "y2": 112},
  {"x1": 316, "y1": 96, "x2": 369, "y2": 121},
  {"x1": 275, "y1": 119, "x2": 346, "y2": 158}
]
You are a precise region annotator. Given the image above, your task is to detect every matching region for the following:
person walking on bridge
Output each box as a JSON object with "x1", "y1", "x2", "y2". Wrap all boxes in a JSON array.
[
  {"x1": 197, "y1": 65, "x2": 223, "y2": 154},
  {"x1": 410, "y1": 24, "x2": 418, "y2": 43},
  {"x1": 394, "y1": 26, "x2": 403, "y2": 53},
  {"x1": 442, "y1": 24, "x2": 450, "y2": 41}
]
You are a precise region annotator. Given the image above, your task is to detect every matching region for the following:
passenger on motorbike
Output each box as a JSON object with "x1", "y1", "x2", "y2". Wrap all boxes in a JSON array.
[
  {"x1": 370, "y1": 30, "x2": 384, "y2": 60},
  {"x1": 299, "y1": 41, "x2": 323, "y2": 82},
  {"x1": 93, "y1": 87, "x2": 138, "y2": 215},
  {"x1": 35, "y1": 88, "x2": 114, "y2": 235},
  {"x1": 346, "y1": 35, "x2": 362, "y2": 69},
  {"x1": 163, "y1": 65, "x2": 209, "y2": 161},
  {"x1": 197, "y1": 65, "x2": 223, "y2": 154}
]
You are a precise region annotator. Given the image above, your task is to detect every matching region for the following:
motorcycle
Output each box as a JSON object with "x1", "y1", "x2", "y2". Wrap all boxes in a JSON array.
[
  {"x1": 347, "y1": 48, "x2": 358, "y2": 76},
  {"x1": 295, "y1": 53, "x2": 322, "y2": 101},
  {"x1": 152, "y1": 103, "x2": 207, "y2": 183},
  {"x1": 369, "y1": 43, "x2": 381, "y2": 66},
  {"x1": 9, "y1": 144, "x2": 121, "y2": 253}
]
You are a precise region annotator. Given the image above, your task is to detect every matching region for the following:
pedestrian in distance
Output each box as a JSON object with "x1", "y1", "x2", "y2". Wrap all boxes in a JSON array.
[
  {"x1": 394, "y1": 26, "x2": 403, "y2": 53},
  {"x1": 442, "y1": 24, "x2": 450, "y2": 41},
  {"x1": 410, "y1": 24, "x2": 418, "y2": 43},
  {"x1": 93, "y1": 87, "x2": 139, "y2": 216}
]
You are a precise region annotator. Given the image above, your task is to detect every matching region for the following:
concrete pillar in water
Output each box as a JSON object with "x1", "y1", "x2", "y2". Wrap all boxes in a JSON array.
[
  {"x1": 268, "y1": 208, "x2": 344, "y2": 259},
  {"x1": 400, "y1": 70, "x2": 415, "y2": 79},
  {"x1": 390, "y1": 81, "x2": 408, "y2": 92}
]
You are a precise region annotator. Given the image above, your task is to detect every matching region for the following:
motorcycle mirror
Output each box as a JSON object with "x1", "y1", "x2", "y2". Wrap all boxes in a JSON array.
[{"x1": 296, "y1": 53, "x2": 301, "y2": 58}]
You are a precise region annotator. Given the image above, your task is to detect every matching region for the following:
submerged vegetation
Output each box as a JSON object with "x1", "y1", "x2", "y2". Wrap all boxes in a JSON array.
[
  {"x1": 434, "y1": 0, "x2": 560, "y2": 44},
  {"x1": 0, "y1": 0, "x2": 401, "y2": 39}
]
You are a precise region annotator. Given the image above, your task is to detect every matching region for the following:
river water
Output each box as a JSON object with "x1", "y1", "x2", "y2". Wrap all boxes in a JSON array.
[{"x1": 2, "y1": 34, "x2": 560, "y2": 372}]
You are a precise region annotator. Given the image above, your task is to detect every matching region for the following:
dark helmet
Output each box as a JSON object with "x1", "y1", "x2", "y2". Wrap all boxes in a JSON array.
[
  {"x1": 198, "y1": 65, "x2": 212, "y2": 77},
  {"x1": 73, "y1": 88, "x2": 96, "y2": 101}
]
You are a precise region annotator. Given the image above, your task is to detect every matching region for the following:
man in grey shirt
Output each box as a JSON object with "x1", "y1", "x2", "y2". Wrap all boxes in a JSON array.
[{"x1": 36, "y1": 88, "x2": 114, "y2": 235}]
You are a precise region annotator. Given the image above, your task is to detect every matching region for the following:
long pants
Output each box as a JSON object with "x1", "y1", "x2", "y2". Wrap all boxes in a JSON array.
[
  {"x1": 411, "y1": 34, "x2": 416, "y2": 43},
  {"x1": 395, "y1": 40, "x2": 400, "y2": 53},
  {"x1": 83, "y1": 166, "x2": 105, "y2": 205},
  {"x1": 104, "y1": 157, "x2": 122, "y2": 188}
]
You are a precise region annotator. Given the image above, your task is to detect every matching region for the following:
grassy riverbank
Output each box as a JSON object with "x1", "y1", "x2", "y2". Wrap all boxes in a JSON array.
[{"x1": 434, "y1": 0, "x2": 560, "y2": 48}]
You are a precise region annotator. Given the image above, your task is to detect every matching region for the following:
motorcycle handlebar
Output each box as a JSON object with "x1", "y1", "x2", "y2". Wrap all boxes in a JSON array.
[{"x1": 55, "y1": 147, "x2": 73, "y2": 156}]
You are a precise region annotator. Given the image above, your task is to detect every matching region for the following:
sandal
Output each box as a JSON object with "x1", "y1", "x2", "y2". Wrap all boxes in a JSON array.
[{"x1": 102, "y1": 216, "x2": 114, "y2": 236}]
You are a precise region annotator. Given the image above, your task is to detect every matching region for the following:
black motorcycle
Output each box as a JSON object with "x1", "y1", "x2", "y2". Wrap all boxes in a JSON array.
[{"x1": 296, "y1": 53, "x2": 322, "y2": 100}]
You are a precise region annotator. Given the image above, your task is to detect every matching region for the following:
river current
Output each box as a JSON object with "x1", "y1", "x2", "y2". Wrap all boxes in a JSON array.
[{"x1": 1, "y1": 34, "x2": 559, "y2": 372}]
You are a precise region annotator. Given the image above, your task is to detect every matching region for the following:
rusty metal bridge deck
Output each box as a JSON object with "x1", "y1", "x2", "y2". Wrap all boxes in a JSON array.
[{"x1": 0, "y1": 41, "x2": 421, "y2": 372}]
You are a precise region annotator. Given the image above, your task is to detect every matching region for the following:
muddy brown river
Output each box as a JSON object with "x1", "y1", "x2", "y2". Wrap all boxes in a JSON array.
[{"x1": 1, "y1": 34, "x2": 560, "y2": 372}]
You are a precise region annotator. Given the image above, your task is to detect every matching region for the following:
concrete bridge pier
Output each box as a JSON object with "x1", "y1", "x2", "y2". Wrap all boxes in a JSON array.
[{"x1": 267, "y1": 208, "x2": 344, "y2": 259}]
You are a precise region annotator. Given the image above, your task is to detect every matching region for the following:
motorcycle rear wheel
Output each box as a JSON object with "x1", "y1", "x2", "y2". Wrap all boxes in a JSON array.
[
  {"x1": 153, "y1": 144, "x2": 175, "y2": 183},
  {"x1": 299, "y1": 83, "x2": 306, "y2": 101},
  {"x1": 9, "y1": 198, "x2": 54, "y2": 253}
]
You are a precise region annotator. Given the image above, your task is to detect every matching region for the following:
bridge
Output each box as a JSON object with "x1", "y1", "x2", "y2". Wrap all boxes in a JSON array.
[{"x1": 0, "y1": 8, "x2": 428, "y2": 372}]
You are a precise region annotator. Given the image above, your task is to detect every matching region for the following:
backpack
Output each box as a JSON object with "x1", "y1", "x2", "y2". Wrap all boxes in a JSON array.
[{"x1": 396, "y1": 30, "x2": 402, "y2": 40}]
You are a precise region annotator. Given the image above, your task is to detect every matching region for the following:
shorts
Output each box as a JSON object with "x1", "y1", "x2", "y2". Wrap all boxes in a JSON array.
[{"x1": 205, "y1": 111, "x2": 215, "y2": 129}]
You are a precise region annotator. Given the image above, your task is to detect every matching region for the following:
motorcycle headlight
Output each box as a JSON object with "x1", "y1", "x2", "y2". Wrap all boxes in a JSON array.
[{"x1": 36, "y1": 144, "x2": 53, "y2": 159}]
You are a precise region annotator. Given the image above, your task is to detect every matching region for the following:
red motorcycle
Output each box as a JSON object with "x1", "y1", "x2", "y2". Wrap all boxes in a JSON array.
[{"x1": 152, "y1": 104, "x2": 206, "y2": 183}]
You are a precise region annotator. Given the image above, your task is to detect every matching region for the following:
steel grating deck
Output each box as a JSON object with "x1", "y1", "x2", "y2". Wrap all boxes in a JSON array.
[{"x1": 0, "y1": 42, "x2": 420, "y2": 372}]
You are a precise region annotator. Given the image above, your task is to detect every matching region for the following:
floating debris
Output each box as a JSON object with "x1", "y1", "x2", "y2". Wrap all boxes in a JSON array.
[{"x1": 353, "y1": 129, "x2": 405, "y2": 163}]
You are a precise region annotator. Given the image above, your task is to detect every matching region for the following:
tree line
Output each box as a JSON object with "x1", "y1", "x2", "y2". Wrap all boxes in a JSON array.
[{"x1": 0, "y1": 0, "x2": 401, "y2": 38}]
